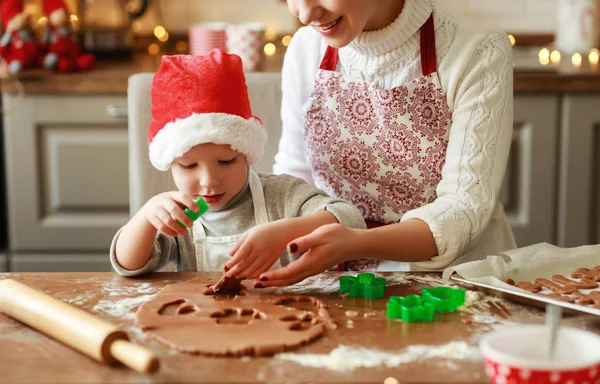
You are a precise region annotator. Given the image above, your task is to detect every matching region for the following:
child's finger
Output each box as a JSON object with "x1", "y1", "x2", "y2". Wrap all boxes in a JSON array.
[
  {"x1": 158, "y1": 209, "x2": 188, "y2": 236},
  {"x1": 226, "y1": 244, "x2": 254, "y2": 277},
  {"x1": 149, "y1": 216, "x2": 179, "y2": 237},
  {"x1": 228, "y1": 233, "x2": 247, "y2": 260},
  {"x1": 165, "y1": 200, "x2": 193, "y2": 228},
  {"x1": 287, "y1": 230, "x2": 328, "y2": 255},
  {"x1": 174, "y1": 192, "x2": 200, "y2": 213},
  {"x1": 242, "y1": 254, "x2": 270, "y2": 280},
  {"x1": 248, "y1": 258, "x2": 275, "y2": 279}
]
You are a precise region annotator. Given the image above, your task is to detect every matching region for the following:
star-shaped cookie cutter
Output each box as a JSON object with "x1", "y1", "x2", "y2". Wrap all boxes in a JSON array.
[{"x1": 339, "y1": 273, "x2": 386, "y2": 299}]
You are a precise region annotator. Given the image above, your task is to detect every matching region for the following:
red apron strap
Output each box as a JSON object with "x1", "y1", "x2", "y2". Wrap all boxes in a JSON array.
[
  {"x1": 420, "y1": 14, "x2": 437, "y2": 76},
  {"x1": 319, "y1": 45, "x2": 339, "y2": 71}
]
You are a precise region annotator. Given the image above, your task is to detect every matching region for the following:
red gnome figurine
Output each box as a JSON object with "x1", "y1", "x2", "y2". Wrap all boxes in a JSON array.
[
  {"x1": 0, "y1": 0, "x2": 40, "y2": 74},
  {"x1": 41, "y1": 0, "x2": 95, "y2": 72}
]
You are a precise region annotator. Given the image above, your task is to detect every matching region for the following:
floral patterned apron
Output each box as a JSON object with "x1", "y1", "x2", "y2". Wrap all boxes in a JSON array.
[{"x1": 305, "y1": 15, "x2": 452, "y2": 271}]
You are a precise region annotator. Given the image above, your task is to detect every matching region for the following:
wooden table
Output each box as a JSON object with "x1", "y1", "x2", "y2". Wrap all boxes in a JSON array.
[{"x1": 0, "y1": 272, "x2": 598, "y2": 383}]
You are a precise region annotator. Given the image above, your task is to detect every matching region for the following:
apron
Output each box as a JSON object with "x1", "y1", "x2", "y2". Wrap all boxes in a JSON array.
[
  {"x1": 193, "y1": 171, "x2": 283, "y2": 272},
  {"x1": 305, "y1": 15, "x2": 507, "y2": 271}
]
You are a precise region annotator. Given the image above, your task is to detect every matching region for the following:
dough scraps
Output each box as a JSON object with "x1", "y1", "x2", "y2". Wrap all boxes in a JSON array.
[{"x1": 136, "y1": 278, "x2": 336, "y2": 356}]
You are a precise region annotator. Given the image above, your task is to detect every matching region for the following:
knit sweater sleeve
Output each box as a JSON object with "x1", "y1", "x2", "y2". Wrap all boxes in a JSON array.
[
  {"x1": 403, "y1": 31, "x2": 514, "y2": 269},
  {"x1": 273, "y1": 26, "x2": 321, "y2": 183}
]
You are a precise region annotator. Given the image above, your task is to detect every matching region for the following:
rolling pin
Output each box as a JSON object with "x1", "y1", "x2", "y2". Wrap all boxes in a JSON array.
[{"x1": 0, "y1": 279, "x2": 159, "y2": 375}]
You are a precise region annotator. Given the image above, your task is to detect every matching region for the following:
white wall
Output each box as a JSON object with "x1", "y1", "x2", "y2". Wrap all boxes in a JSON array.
[{"x1": 438, "y1": 0, "x2": 558, "y2": 33}]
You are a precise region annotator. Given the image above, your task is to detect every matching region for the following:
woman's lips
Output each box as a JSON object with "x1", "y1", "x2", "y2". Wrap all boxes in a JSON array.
[
  {"x1": 313, "y1": 16, "x2": 342, "y2": 37},
  {"x1": 202, "y1": 194, "x2": 225, "y2": 204}
]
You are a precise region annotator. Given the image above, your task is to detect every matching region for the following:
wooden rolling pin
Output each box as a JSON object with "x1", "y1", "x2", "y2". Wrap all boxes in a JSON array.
[{"x1": 0, "y1": 279, "x2": 159, "y2": 375}]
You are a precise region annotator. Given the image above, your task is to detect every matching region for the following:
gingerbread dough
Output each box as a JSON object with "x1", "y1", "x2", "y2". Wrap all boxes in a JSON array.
[{"x1": 136, "y1": 278, "x2": 336, "y2": 356}]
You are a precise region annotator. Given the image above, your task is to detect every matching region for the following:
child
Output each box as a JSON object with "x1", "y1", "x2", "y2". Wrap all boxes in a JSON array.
[
  {"x1": 110, "y1": 51, "x2": 366, "y2": 279},
  {"x1": 233, "y1": 0, "x2": 517, "y2": 286}
]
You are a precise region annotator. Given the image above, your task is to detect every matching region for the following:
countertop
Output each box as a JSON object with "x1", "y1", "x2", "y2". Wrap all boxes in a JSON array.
[
  {"x1": 0, "y1": 272, "x2": 598, "y2": 383},
  {"x1": 2, "y1": 53, "x2": 600, "y2": 95}
]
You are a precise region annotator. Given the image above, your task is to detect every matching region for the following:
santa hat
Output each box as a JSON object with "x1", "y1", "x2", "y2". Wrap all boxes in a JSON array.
[
  {"x1": 43, "y1": 0, "x2": 68, "y2": 16},
  {"x1": 148, "y1": 50, "x2": 267, "y2": 171},
  {"x1": 1, "y1": 0, "x2": 24, "y2": 30}
]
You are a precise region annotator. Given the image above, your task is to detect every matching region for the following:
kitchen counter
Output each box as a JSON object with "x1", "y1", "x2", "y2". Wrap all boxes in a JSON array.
[
  {"x1": 0, "y1": 272, "x2": 598, "y2": 383},
  {"x1": 3, "y1": 53, "x2": 600, "y2": 95}
]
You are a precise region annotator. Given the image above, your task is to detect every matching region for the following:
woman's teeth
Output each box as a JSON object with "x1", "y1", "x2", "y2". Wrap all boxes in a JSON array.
[{"x1": 318, "y1": 18, "x2": 340, "y2": 31}]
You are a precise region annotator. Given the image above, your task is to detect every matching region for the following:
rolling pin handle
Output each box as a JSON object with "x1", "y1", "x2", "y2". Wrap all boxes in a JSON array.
[{"x1": 109, "y1": 339, "x2": 160, "y2": 375}]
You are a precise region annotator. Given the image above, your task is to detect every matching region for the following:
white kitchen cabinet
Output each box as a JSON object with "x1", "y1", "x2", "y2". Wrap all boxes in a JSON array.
[
  {"x1": 500, "y1": 95, "x2": 560, "y2": 248},
  {"x1": 557, "y1": 95, "x2": 600, "y2": 247},
  {"x1": 2, "y1": 93, "x2": 128, "y2": 271}
]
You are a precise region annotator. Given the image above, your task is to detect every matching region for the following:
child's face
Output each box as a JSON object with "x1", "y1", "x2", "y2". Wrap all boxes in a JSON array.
[
  {"x1": 287, "y1": 0, "x2": 400, "y2": 48},
  {"x1": 171, "y1": 143, "x2": 248, "y2": 210}
]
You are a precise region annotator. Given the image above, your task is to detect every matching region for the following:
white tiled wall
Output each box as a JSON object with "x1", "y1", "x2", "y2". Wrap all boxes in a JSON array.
[{"x1": 439, "y1": 0, "x2": 558, "y2": 33}]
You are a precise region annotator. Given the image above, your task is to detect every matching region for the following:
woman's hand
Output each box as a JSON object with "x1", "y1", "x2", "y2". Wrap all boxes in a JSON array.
[
  {"x1": 141, "y1": 191, "x2": 200, "y2": 237},
  {"x1": 225, "y1": 220, "x2": 291, "y2": 279},
  {"x1": 256, "y1": 224, "x2": 364, "y2": 287}
]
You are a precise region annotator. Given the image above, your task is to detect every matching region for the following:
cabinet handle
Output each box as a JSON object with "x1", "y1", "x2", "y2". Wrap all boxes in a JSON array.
[{"x1": 106, "y1": 104, "x2": 128, "y2": 118}]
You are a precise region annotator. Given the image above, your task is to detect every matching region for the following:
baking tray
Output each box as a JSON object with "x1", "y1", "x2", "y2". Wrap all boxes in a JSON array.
[{"x1": 450, "y1": 274, "x2": 600, "y2": 318}]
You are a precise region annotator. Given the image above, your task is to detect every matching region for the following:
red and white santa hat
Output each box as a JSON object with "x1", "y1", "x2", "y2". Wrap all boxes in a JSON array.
[
  {"x1": 148, "y1": 50, "x2": 266, "y2": 171},
  {"x1": 43, "y1": 0, "x2": 68, "y2": 16},
  {"x1": 1, "y1": 0, "x2": 25, "y2": 30}
]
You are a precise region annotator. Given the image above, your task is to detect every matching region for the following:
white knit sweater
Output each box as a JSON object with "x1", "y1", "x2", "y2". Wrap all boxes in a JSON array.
[{"x1": 273, "y1": 0, "x2": 515, "y2": 269}]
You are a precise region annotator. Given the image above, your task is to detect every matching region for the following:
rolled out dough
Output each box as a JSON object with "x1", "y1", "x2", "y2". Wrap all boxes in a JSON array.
[{"x1": 136, "y1": 278, "x2": 336, "y2": 356}]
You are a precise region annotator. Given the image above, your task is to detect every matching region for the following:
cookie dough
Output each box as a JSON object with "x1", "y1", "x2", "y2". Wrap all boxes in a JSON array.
[{"x1": 136, "y1": 278, "x2": 336, "y2": 356}]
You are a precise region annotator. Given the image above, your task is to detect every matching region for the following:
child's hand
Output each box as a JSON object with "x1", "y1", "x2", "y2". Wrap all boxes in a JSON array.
[
  {"x1": 141, "y1": 191, "x2": 200, "y2": 237},
  {"x1": 256, "y1": 224, "x2": 361, "y2": 287},
  {"x1": 225, "y1": 221, "x2": 291, "y2": 279}
]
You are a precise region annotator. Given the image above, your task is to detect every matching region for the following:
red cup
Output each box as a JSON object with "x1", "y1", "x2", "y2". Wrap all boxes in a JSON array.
[{"x1": 480, "y1": 325, "x2": 600, "y2": 384}]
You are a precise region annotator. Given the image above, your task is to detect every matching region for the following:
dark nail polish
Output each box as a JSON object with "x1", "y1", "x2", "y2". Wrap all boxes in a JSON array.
[
  {"x1": 260, "y1": 277, "x2": 268, "y2": 282},
  {"x1": 289, "y1": 243, "x2": 298, "y2": 253},
  {"x1": 254, "y1": 283, "x2": 264, "y2": 289}
]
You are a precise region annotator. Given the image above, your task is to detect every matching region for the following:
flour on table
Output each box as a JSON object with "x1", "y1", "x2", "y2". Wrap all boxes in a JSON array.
[
  {"x1": 92, "y1": 294, "x2": 157, "y2": 321},
  {"x1": 275, "y1": 341, "x2": 481, "y2": 372}
]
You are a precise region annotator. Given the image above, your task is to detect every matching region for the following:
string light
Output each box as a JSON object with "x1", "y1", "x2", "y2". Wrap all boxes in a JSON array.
[
  {"x1": 550, "y1": 50, "x2": 561, "y2": 64},
  {"x1": 572, "y1": 52, "x2": 583, "y2": 66},
  {"x1": 282, "y1": 35, "x2": 293, "y2": 47},
  {"x1": 69, "y1": 15, "x2": 78, "y2": 23},
  {"x1": 264, "y1": 43, "x2": 277, "y2": 56},
  {"x1": 538, "y1": 48, "x2": 550, "y2": 65},
  {"x1": 148, "y1": 43, "x2": 160, "y2": 55},
  {"x1": 37, "y1": 16, "x2": 48, "y2": 26},
  {"x1": 384, "y1": 378, "x2": 399, "y2": 384},
  {"x1": 154, "y1": 26, "x2": 167, "y2": 40},
  {"x1": 158, "y1": 32, "x2": 169, "y2": 43},
  {"x1": 508, "y1": 34, "x2": 516, "y2": 47},
  {"x1": 589, "y1": 49, "x2": 599, "y2": 65}
]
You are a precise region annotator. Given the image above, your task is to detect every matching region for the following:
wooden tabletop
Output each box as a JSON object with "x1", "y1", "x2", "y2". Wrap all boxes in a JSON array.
[
  {"x1": 2, "y1": 53, "x2": 600, "y2": 95},
  {"x1": 0, "y1": 272, "x2": 598, "y2": 383}
]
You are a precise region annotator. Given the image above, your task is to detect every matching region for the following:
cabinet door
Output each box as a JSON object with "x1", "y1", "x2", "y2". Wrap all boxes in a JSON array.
[
  {"x1": 557, "y1": 95, "x2": 600, "y2": 247},
  {"x1": 2, "y1": 94, "x2": 129, "y2": 252},
  {"x1": 500, "y1": 95, "x2": 559, "y2": 247}
]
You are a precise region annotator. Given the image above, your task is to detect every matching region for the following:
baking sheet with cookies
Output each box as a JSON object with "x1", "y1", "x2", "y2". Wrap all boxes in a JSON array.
[{"x1": 442, "y1": 243, "x2": 600, "y2": 317}]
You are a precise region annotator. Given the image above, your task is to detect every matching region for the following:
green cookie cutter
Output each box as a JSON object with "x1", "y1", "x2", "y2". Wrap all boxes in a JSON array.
[
  {"x1": 421, "y1": 286, "x2": 466, "y2": 313},
  {"x1": 339, "y1": 273, "x2": 386, "y2": 299},
  {"x1": 386, "y1": 295, "x2": 435, "y2": 322},
  {"x1": 177, "y1": 198, "x2": 210, "y2": 228},
  {"x1": 386, "y1": 287, "x2": 466, "y2": 322}
]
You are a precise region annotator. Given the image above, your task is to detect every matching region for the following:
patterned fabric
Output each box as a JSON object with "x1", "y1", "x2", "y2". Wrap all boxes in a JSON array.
[{"x1": 304, "y1": 16, "x2": 452, "y2": 271}]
